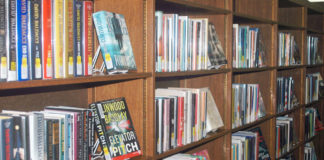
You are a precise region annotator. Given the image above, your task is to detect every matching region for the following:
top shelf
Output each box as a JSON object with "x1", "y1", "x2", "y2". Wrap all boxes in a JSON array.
[
  {"x1": 233, "y1": 12, "x2": 277, "y2": 24},
  {"x1": 278, "y1": 0, "x2": 304, "y2": 8},
  {"x1": 0, "y1": 72, "x2": 152, "y2": 91},
  {"x1": 155, "y1": 0, "x2": 231, "y2": 15}
]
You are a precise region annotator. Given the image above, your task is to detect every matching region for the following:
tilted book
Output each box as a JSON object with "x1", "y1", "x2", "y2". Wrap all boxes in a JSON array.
[
  {"x1": 90, "y1": 97, "x2": 142, "y2": 160},
  {"x1": 93, "y1": 11, "x2": 137, "y2": 74}
]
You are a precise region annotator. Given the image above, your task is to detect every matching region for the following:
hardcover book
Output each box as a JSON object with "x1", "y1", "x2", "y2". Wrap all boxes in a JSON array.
[
  {"x1": 82, "y1": 1, "x2": 93, "y2": 76},
  {"x1": 93, "y1": 11, "x2": 137, "y2": 74},
  {"x1": 0, "y1": 0, "x2": 6, "y2": 81},
  {"x1": 42, "y1": 0, "x2": 53, "y2": 79},
  {"x1": 63, "y1": 0, "x2": 74, "y2": 78},
  {"x1": 29, "y1": 0, "x2": 42, "y2": 80},
  {"x1": 73, "y1": 0, "x2": 83, "y2": 76},
  {"x1": 52, "y1": 0, "x2": 64, "y2": 78},
  {"x1": 90, "y1": 97, "x2": 142, "y2": 160},
  {"x1": 7, "y1": 0, "x2": 17, "y2": 81}
]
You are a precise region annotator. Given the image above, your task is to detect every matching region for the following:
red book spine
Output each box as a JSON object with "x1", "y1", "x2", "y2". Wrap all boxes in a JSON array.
[
  {"x1": 82, "y1": 1, "x2": 93, "y2": 76},
  {"x1": 177, "y1": 97, "x2": 184, "y2": 146},
  {"x1": 5, "y1": 128, "x2": 11, "y2": 160},
  {"x1": 42, "y1": 0, "x2": 52, "y2": 79}
]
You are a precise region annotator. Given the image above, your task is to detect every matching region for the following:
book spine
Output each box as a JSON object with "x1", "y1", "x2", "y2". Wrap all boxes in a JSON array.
[
  {"x1": 16, "y1": 0, "x2": 29, "y2": 81},
  {"x1": 12, "y1": 116, "x2": 23, "y2": 160},
  {"x1": 47, "y1": 120, "x2": 53, "y2": 160},
  {"x1": 73, "y1": 0, "x2": 83, "y2": 76},
  {"x1": 6, "y1": 0, "x2": 16, "y2": 81},
  {"x1": 0, "y1": 0, "x2": 6, "y2": 81},
  {"x1": 82, "y1": 1, "x2": 93, "y2": 76},
  {"x1": 52, "y1": 0, "x2": 64, "y2": 78},
  {"x1": 87, "y1": 110, "x2": 93, "y2": 160},
  {"x1": 42, "y1": 0, "x2": 52, "y2": 79},
  {"x1": 77, "y1": 113, "x2": 84, "y2": 160},
  {"x1": 82, "y1": 110, "x2": 89, "y2": 160},
  {"x1": 63, "y1": 0, "x2": 74, "y2": 78},
  {"x1": 90, "y1": 103, "x2": 111, "y2": 160},
  {"x1": 53, "y1": 120, "x2": 59, "y2": 160},
  {"x1": 29, "y1": 0, "x2": 42, "y2": 80},
  {"x1": 1, "y1": 118, "x2": 14, "y2": 160},
  {"x1": 36, "y1": 114, "x2": 45, "y2": 160}
]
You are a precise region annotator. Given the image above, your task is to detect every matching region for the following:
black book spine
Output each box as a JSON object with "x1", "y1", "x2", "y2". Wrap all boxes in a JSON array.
[
  {"x1": 29, "y1": 0, "x2": 42, "y2": 80},
  {"x1": 47, "y1": 120, "x2": 53, "y2": 160},
  {"x1": 7, "y1": 0, "x2": 16, "y2": 80},
  {"x1": 169, "y1": 98, "x2": 174, "y2": 149}
]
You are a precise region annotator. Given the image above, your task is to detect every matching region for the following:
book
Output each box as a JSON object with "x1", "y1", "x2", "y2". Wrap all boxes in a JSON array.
[
  {"x1": 0, "y1": 0, "x2": 6, "y2": 81},
  {"x1": 52, "y1": 0, "x2": 64, "y2": 78},
  {"x1": 82, "y1": 1, "x2": 93, "y2": 76},
  {"x1": 90, "y1": 97, "x2": 142, "y2": 160},
  {"x1": 28, "y1": 112, "x2": 45, "y2": 160},
  {"x1": 16, "y1": 0, "x2": 29, "y2": 81},
  {"x1": 29, "y1": 0, "x2": 42, "y2": 80},
  {"x1": 0, "y1": 115, "x2": 13, "y2": 160},
  {"x1": 249, "y1": 127, "x2": 270, "y2": 160},
  {"x1": 93, "y1": 11, "x2": 137, "y2": 74},
  {"x1": 73, "y1": 0, "x2": 83, "y2": 76},
  {"x1": 63, "y1": 0, "x2": 74, "y2": 78},
  {"x1": 6, "y1": 0, "x2": 17, "y2": 81},
  {"x1": 42, "y1": 0, "x2": 53, "y2": 79},
  {"x1": 207, "y1": 23, "x2": 227, "y2": 69}
]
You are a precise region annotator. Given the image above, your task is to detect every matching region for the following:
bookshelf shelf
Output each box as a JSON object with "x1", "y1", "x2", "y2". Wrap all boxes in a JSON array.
[
  {"x1": 306, "y1": 64, "x2": 324, "y2": 68},
  {"x1": 307, "y1": 28, "x2": 324, "y2": 34},
  {"x1": 276, "y1": 65, "x2": 305, "y2": 71},
  {"x1": 278, "y1": 0, "x2": 304, "y2": 8},
  {"x1": 231, "y1": 114, "x2": 273, "y2": 133},
  {"x1": 233, "y1": 12, "x2": 277, "y2": 24},
  {"x1": 155, "y1": 69, "x2": 230, "y2": 79},
  {"x1": 155, "y1": 129, "x2": 230, "y2": 159},
  {"x1": 0, "y1": 72, "x2": 152, "y2": 90},
  {"x1": 155, "y1": 0, "x2": 231, "y2": 15},
  {"x1": 275, "y1": 141, "x2": 302, "y2": 160},
  {"x1": 232, "y1": 67, "x2": 275, "y2": 74},
  {"x1": 278, "y1": 22, "x2": 305, "y2": 30},
  {"x1": 275, "y1": 105, "x2": 303, "y2": 117}
]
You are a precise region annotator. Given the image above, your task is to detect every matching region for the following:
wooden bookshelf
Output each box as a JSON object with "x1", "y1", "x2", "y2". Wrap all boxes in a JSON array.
[{"x1": 0, "y1": 0, "x2": 324, "y2": 159}]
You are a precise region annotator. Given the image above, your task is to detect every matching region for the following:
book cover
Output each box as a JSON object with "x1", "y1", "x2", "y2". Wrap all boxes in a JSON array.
[
  {"x1": 207, "y1": 23, "x2": 228, "y2": 69},
  {"x1": 0, "y1": 0, "x2": 6, "y2": 81},
  {"x1": 249, "y1": 127, "x2": 270, "y2": 160},
  {"x1": 93, "y1": 11, "x2": 137, "y2": 74},
  {"x1": 42, "y1": 0, "x2": 53, "y2": 79},
  {"x1": 0, "y1": 115, "x2": 13, "y2": 160},
  {"x1": 29, "y1": 0, "x2": 42, "y2": 80},
  {"x1": 52, "y1": 0, "x2": 64, "y2": 78},
  {"x1": 16, "y1": 0, "x2": 29, "y2": 81},
  {"x1": 73, "y1": 0, "x2": 83, "y2": 76},
  {"x1": 91, "y1": 97, "x2": 142, "y2": 160},
  {"x1": 82, "y1": 1, "x2": 93, "y2": 76},
  {"x1": 29, "y1": 112, "x2": 45, "y2": 160},
  {"x1": 6, "y1": 0, "x2": 17, "y2": 81},
  {"x1": 63, "y1": 0, "x2": 74, "y2": 78}
]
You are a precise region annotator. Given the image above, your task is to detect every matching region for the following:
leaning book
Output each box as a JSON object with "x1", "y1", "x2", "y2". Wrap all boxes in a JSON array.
[
  {"x1": 93, "y1": 11, "x2": 137, "y2": 74},
  {"x1": 90, "y1": 97, "x2": 142, "y2": 160}
]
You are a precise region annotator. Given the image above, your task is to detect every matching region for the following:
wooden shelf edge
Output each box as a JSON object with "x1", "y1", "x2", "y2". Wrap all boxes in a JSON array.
[
  {"x1": 232, "y1": 67, "x2": 275, "y2": 73},
  {"x1": 233, "y1": 12, "x2": 277, "y2": 24},
  {"x1": 0, "y1": 72, "x2": 152, "y2": 90},
  {"x1": 307, "y1": 28, "x2": 324, "y2": 34},
  {"x1": 159, "y1": 0, "x2": 232, "y2": 14},
  {"x1": 154, "y1": 129, "x2": 230, "y2": 159},
  {"x1": 276, "y1": 65, "x2": 305, "y2": 71},
  {"x1": 278, "y1": 22, "x2": 305, "y2": 30},
  {"x1": 155, "y1": 68, "x2": 230, "y2": 78},
  {"x1": 306, "y1": 64, "x2": 324, "y2": 68},
  {"x1": 231, "y1": 115, "x2": 273, "y2": 133},
  {"x1": 275, "y1": 104, "x2": 302, "y2": 117},
  {"x1": 305, "y1": 100, "x2": 321, "y2": 108}
]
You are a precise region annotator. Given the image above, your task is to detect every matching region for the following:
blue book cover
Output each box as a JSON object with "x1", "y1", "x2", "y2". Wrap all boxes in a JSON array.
[
  {"x1": 93, "y1": 11, "x2": 137, "y2": 74},
  {"x1": 16, "y1": 0, "x2": 29, "y2": 81}
]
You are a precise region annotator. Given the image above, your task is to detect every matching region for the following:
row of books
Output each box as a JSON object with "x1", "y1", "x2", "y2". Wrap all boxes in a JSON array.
[
  {"x1": 232, "y1": 24, "x2": 266, "y2": 68},
  {"x1": 0, "y1": 0, "x2": 95, "y2": 82},
  {"x1": 304, "y1": 142, "x2": 317, "y2": 160},
  {"x1": 163, "y1": 149, "x2": 210, "y2": 160},
  {"x1": 276, "y1": 76, "x2": 298, "y2": 113},
  {"x1": 155, "y1": 87, "x2": 223, "y2": 154},
  {"x1": 0, "y1": 97, "x2": 142, "y2": 160},
  {"x1": 307, "y1": 35, "x2": 322, "y2": 65},
  {"x1": 275, "y1": 116, "x2": 297, "y2": 158},
  {"x1": 305, "y1": 107, "x2": 317, "y2": 140},
  {"x1": 305, "y1": 73, "x2": 321, "y2": 104},
  {"x1": 278, "y1": 32, "x2": 301, "y2": 66},
  {"x1": 231, "y1": 127, "x2": 270, "y2": 160},
  {"x1": 232, "y1": 84, "x2": 266, "y2": 128},
  {"x1": 154, "y1": 11, "x2": 227, "y2": 73}
]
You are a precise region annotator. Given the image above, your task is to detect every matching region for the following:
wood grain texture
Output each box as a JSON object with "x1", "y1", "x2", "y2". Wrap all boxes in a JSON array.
[
  {"x1": 278, "y1": 7, "x2": 304, "y2": 27},
  {"x1": 234, "y1": 0, "x2": 273, "y2": 21}
]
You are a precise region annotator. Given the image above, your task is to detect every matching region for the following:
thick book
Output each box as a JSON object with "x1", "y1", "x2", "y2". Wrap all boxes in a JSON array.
[
  {"x1": 90, "y1": 97, "x2": 142, "y2": 160},
  {"x1": 29, "y1": 0, "x2": 42, "y2": 80},
  {"x1": 93, "y1": 11, "x2": 137, "y2": 74},
  {"x1": 16, "y1": 0, "x2": 29, "y2": 81}
]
